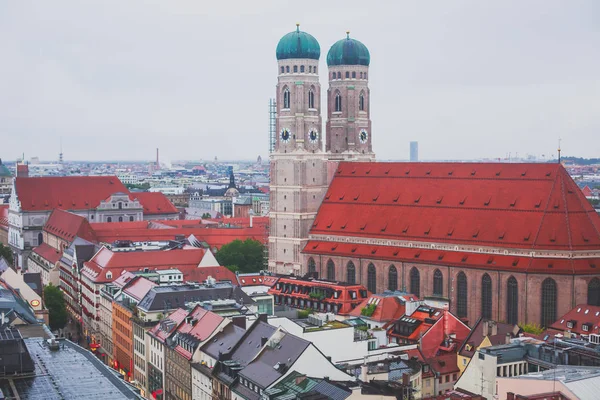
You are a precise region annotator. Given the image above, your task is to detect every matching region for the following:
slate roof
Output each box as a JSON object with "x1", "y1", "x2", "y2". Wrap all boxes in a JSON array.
[
  {"x1": 202, "y1": 322, "x2": 246, "y2": 359},
  {"x1": 305, "y1": 162, "x2": 600, "y2": 274},
  {"x1": 264, "y1": 371, "x2": 351, "y2": 400},
  {"x1": 238, "y1": 332, "x2": 310, "y2": 388},
  {"x1": 137, "y1": 282, "x2": 253, "y2": 312},
  {"x1": 14, "y1": 176, "x2": 131, "y2": 212}
]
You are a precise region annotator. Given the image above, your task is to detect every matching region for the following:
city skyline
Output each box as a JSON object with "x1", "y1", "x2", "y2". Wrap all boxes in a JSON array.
[{"x1": 1, "y1": 1, "x2": 599, "y2": 162}]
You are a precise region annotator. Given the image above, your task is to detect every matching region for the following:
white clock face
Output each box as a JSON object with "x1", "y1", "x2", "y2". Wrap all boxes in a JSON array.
[
  {"x1": 280, "y1": 128, "x2": 291, "y2": 143},
  {"x1": 359, "y1": 129, "x2": 368, "y2": 144},
  {"x1": 308, "y1": 128, "x2": 319, "y2": 143}
]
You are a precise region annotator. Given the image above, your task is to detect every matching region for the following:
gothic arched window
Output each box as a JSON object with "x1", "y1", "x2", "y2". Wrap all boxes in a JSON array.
[
  {"x1": 457, "y1": 272, "x2": 468, "y2": 318},
  {"x1": 308, "y1": 258, "x2": 316, "y2": 274},
  {"x1": 347, "y1": 261, "x2": 356, "y2": 284},
  {"x1": 332, "y1": 72, "x2": 336, "y2": 80},
  {"x1": 286, "y1": 66, "x2": 290, "y2": 73},
  {"x1": 410, "y1": 267, "x2": 420, "y2": 298},
  {"x1": 37, "y1": 232, "x2": 43, "y2": 245},
  {"x1": 326, "y1": 259, "x2": 335, "y2": 281},
  {"x1": 388, "y1": 265, "x2": 398, "y2": 292},
  {"x1": 589, "y1": 278, "x2": 600, "y2": 306},
  {"x1": 118, "y1": 216, "x2": 123, "y2": 222},
  {"x1": 506, "y1": 276, "x2": 518, "y2": 325},
  {"x1": 283, "y1": 87, "x2": 290, "y2": 109},
  {"x1": 433, "y1": 269, "x2": 443, "y2": 296},
  {"x1": 293, "y1": 65, "x2": 298, "y2": 73},
  {"x1": 541, "y1": 278, "x2": 557, "y2": 327},
  {"x1": 337, "y1": 71, "x2": 341, "y2": 79},
  {"x1": 280, "y1": 66, "x2": 284, "y2": 74},
  {"x1": 335, "y1": 92, "x2": 342, "y2": 112},
  {"x1": 107, "y1": 217, "x2": 112, "y2": 223},
  {"x1": 308, "y1": 89, "x2": 315, "y2": 109},
  {"x1": 129, "y1": 216, "x2": 134, "y2": 222},
  {"x1": 481, "y1": 273, "x2": 492, "y2": 319},
  {"x1": 359, "y1": 92, "x2": 365, "y2": 111},
  {"x1": 367, "y1": 264, "x2": 376, "y2": 293},
  {"x1": 300, "y1": 65, "x2": 305, "y2": 73}
]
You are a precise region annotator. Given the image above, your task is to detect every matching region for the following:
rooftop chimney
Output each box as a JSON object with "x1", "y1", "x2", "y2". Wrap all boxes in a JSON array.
[{"x1": 232, "y1": 316, "x2": 246, "y2": 330}]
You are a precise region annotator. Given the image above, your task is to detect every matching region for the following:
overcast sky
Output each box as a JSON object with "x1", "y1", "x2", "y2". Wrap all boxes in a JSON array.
[{"x1": 1, "y1": 1, "x2": 598, "y2": 162}]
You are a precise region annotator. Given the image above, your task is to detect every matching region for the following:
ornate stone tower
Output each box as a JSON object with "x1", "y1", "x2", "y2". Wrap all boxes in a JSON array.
[
  {"x1": 326, "y1": 33, "x2": 374, "y2": 160},
  {"x1": 269, "y1": 25, "x2": 331, "y2": 275}
]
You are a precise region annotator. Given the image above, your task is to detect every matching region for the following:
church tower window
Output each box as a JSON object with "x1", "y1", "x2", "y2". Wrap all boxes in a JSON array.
[
  {"x1": 541, "y1": 278, "x2": 557, "y2": 327},
  {"x1": 359, "y1": 92, "x2": 365, "y2": 111},
  {"x1": 335, "y1": 92, "x2": 342, "y2": 112},
  {"x1": 280, "y1": 66, "x2": 284, "y2": 74},
  {"x1": 347, "y1": 262, "x2": 356, "y2": 284},
  {"x1": 367, "y1": 264, "x2": 376, "y2": 293},
  {"x1": 283, "y1": 87, "x2": 290, "y2": 109},
  {"x1": 331, "y1": 72, "x2": 336, "y2": 80},
  {"x1": 300, "y1": 65, "x2": 305, "y2": 73},
  {"x1": 286, "y1": 66, "x2": 290, "y2": 73},
  {"x1": 293, "y1": 65, "x2": 298, "y2": 73},
  {"x1": 308, "y1": 89, "x2": 315, "y2": 109},
  {"x1": 352, "y1": 71, "x2": 356, "y2": 78},
  {"x1": 337, "y1": 72, "x2": 341, "y2": 79},
  {"x1": 410, "y1": 267, "x2": 420, "y2": 298},
  {"x1": 345, "y1": 71, "x2": 350, "y2": 78}
]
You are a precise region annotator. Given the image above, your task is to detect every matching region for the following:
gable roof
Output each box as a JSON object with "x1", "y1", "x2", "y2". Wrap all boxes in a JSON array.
[
  {"x1": 309, "y1": 162, "x2": 600, "y2": 252},
  {"x1": 32, "y1": 243, "x2": 62, "y2": 264},
  {"x1": 548, "y1": 304, "x2": 600, "y2": 336},
  {"x1": 458, "y1": 318, "x2": 519, "y2": 358},
  {"x1": 171, "y1": 306, "x2": 224, "y2": 360},
  {"x1": 44, "y1": 209, "x2": 97, "y2": 243},
  {"x1": 348, "y1": 294, "x2": 410, "y2": 322},
  {"x1": 148, "y1": 308, "x2": 188, "y2": 343},
  {"x1": 134, "y1": 192, "x2": 179, "y2": 215},
  {"x1": 14, "y1": 176, "x2": 131, "y2": 212},
  {"x1": 81, "y1": 247, "x2": 206, "y2": 283},
  {"x1": 202, "y1": 322, "x2": 246, "y2": 359}
]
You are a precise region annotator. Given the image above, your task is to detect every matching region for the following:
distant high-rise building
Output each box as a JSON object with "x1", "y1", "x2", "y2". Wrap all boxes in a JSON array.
[{"x1": 410, "y1": 141, "x2": 419, "y2": 162}]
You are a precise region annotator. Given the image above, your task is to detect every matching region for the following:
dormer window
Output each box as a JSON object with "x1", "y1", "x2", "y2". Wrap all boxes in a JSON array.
[
  {"x1": 567, "y1": 320, "x2": 575, "y2": 329},
  {"x1": 106, "y1": 272, "x2": 113, "y2": 280},
  {"x1": 583, "y1": 323, "x2": 592, "y2": 332}
]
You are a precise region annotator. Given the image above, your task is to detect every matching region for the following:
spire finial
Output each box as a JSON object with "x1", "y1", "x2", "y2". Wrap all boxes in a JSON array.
[
  {"x1": 296, "y1": 23, "x2": 300, "y2": 32},
  {"x1": 557, "y1": 137, "x2": 562, "y2": 163},
  {"x1": 346, "y1": 30, "x2": 350, "y2": 39}
]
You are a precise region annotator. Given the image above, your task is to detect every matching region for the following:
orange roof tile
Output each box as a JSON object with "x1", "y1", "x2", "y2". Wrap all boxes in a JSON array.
[
  {"x1": 44, "y1": 209, "x2": 97, "y2": 243},
  {"x1": 15, "y1": 176, "x2": 131, "y2": 211},
  {"x1": 548, "y1": 304, "x2": 600, "y2": 336},
  {"x1": 32, "y1": 243, "x2": 62, "y2": 264},
  {"x1": 348, "y1": 295, "x2": 408, "y2": 322},
  {"x1": 308, "y1": 162, "x2": 600, "y2": 253},
  {"x1": 134, "y1": 192, "x2": 178, "y2": 215}
]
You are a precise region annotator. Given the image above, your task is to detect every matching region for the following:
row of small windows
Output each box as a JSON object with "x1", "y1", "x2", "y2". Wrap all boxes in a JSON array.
[
  {"x1": 106, "y1": 216, "x2": 135, "y2": 223},
  {"x1": 334, "y1": 92, "x2": 365, "y2": 112},
  {"x1": 282, "y1": 87, "x2": 365, "y2": 112},
  {"x1": 310, "y1": 260, "x2": 600, "y2": 328},
  {"x1": 332, "y1": 71, "x2": 367, "y2": 80},
  {"x1": 280, "y1": 65, "x2": 317, "y2": 74}
]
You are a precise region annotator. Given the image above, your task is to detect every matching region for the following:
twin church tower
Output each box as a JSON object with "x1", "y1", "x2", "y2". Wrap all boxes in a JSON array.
[{"x1": 269, "y1": 24, "x2": 375, "y2": 274}]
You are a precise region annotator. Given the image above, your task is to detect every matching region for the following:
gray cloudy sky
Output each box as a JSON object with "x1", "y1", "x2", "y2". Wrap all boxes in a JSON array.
[{"x1": 1, "y1": 1, "x2": 598, "y2": 162}]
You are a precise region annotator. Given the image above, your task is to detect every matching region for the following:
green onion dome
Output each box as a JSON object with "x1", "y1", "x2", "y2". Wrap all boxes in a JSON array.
[
  {"x1": 276, "y1": 24, "x2": 321, "y2": 60},
  {"x1": 326, "y1": 32, "x2": 370, "y2": 66}
]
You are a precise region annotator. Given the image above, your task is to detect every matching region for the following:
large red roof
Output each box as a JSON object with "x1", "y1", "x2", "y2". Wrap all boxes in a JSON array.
[
  {"x1": 548, "y1": 304, "x2": 600, "y2": 336},
  {"x1": 133, "y1": 192, "x2": 178, "y2": 215},
  {"x1": 90, "y1": 220, "x2": 268, "y2": 248},
  {"x1": 305, "y1": 162, "x2": 600, "y2": 274},
  {"x1": 15, "y1": 176, "x2": 131, "y2": 211},
  {"x1": 348, "y1": 295, "x2": 413, "y2": 322},
  {"x1": 310, "y1": 162, "x2": 600, "y2": 250},
  {"x1": 44, "y1": 209, "x2": 97, "y2": 243},
  {"x1": 81, "y1": 247, "x2": 207, "y2": 283}
]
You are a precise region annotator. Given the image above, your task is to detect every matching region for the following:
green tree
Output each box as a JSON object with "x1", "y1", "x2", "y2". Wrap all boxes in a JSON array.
[
  {"x1": 0, "y1": 243, "x2": 13, "y2": 265},
  {"x1": 215, "y1": 239, "x2": 265, "y2": 273},
  {"x1": 201, "y1": 213, "x2": 212, "y2": 219},
  {"x1": 44, "y1": 284, "x2": 68, "y2": 331}
]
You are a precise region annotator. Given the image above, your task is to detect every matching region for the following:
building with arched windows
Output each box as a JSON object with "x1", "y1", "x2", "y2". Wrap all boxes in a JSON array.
[
  {"x1": 302, "y1": 162, "x2": 600, "y2": 326},
  {"x1": 269, "y1": 26, "x2": 375, "y2": 275}
]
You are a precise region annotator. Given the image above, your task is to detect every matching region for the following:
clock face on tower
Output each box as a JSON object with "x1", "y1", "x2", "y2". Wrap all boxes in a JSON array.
[
  {"x1": 308, "y1": 128, "x2": 319, "y2": 143},
  {"x1": 359, "y1": 129, "x2": 368, "y2": 144},
  {"x1": 280, "y1": 128, "x2": 291, "y2": 143}
]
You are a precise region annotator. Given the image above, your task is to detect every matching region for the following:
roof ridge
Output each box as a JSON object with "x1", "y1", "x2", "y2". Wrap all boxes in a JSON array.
[{"x1": 530, "y1": 165, "x2": 561, "y2": 250}]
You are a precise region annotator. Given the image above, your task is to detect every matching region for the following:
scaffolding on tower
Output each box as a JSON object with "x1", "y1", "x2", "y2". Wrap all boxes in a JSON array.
[{"x1": 269, "y1": 98, "x2": 277, "y2": 153}]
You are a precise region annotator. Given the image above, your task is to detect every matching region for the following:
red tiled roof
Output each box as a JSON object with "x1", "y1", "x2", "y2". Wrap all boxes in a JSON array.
[
  {"x1": 90, "y1": 220, "x2": 268, "y2": 249},
  {"x1": 149, "y1": 308, "x2": 188, "y2": 343},
  {"x1": 548, "y1": 304, "x2": 600, "y2": 336},
  {"x1": 123, "y1": 276, "x2": 157, "y2": 301},
  {"x1": 428, "y1": 352, "x2": 459, "y2": 375},
  {"x1": 81, "y1": 247, "x2": 206, "y2": 283},
  {"x1": 32, "y1": 243, "x2": 62, "y2": 264},
  {"x1": 44, "y1": 209, "x2": 97, "y2": 243},
  {"x1": 304, "y1": 240, "x2": 599, "y2": 275},
  {"x1": 15, "y1": 176, "x2": 131, "y2": 211},
  {"x1": 172, "y1": 306, "x2": 224, "y2": 360},
  {"x1": 308, "y1": 162, "x2": 600, "y2": 253},
  {"x1": 348, "y1": 295, "x2": 408, "y2": 322},
  {"x1": 134, "y1": 192, "x2": 178, "y2": 215},
  {"x1": 582, "y1": 186, "x2": 593, "y2": 197},
  {"x1": 183, "y1": 266, "x2": 237, "y2": 283}
]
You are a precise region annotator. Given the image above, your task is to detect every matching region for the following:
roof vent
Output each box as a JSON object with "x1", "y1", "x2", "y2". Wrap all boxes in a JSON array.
[
  {"x1": 393, "y1": 194, "x2": 399, "y2": 202},
  {"x1": 461, "y1": 255, "x2": 468, "y2": 262},
  {"x1": 393, "y1": 250, "x2": 399, "y2": 256},
  {"x1": 484, "y1": 197, "x2": 491, "y2": 206},
  {"x1": 372, "y1": 194, "x2": 379, "y2": 202},
  {"x1": 405, "y1": 169, "x2": 410, "y2": 175},
  {"x1": 535, "y1": 200, "x2": 542, "y2": 208},
  {"x1": 510, "y1": 199, "x2": 517, "y2": 207},
  {"x1": 459, "y1": 197, "x2": 467, "y2": 205},
  {"x1": 521, "y1": 171, "x2": 527, "y2": 176},
  {"x1": 339, "y1": 194, "x2": 345, "y2": 200},
  {"x1": 385, "y1": 169, "x2": 391, "y2": 175},
  {"x1": 414, "y1": 252, "x2": 421, "y2": 259},
  {"x1": 371, "y1": 248, "x2": 377, "y2": 254},
  {"x1": 472, "y1": 229, "x2": 479, "y2": 238},
  {"x1": 351, "y1": 168, "x2": 356, "y2": 174},
  {"x1": 351, "y1": 246, "x2": 357, "y2": 253},
  {"x1": 546, "y1": 172, "x2": 551, "y2": 177},
  {"x1": 548, "y1": 264, "x2": 553, "y2": 269},
  {"x1": 499, "y1": 232, "x2": 505, "y2": 240},
  {"x1": 471, "y1": 170, "x2": 476, "y2": 176},
  {"x1": 354, "y1": 194, "x2": 360, "y2": 201},
  {"x1": 436, "y1": 196, "x2": 443, "y2": 204},
  {"x1": 381, "y1": 223, "x2": 387, "y2": 232},
  {"x1": 512, "y1": 259, "x2": 519, "y2": 267},
  {"x1": 360, "y1": 223, "x2": 367, "y2": 231},
  {"x1": 590, "y1": 263, "x2": 597, "y2": 269},
  {"x1": 424, "y1": 226, "x2": 431, "y2": 235},
  {"x1": 402, "y1": 225, "x2": 409, "y2": 234},
  {"x1": 448, "y1": 170, "x2": 453, "y2": 176},
  {"x1": 447, "y1": 227, "x2": 454, "y2": 236},
  {"x1": 425, "y1": 170, "x2": 431, "y2": 175},
  {"x1": 365, "y1": 169, "x2": 371, "y2": 175},
  {"x1": 438, "y1": 254, "x2": 444, "y2": 261},
  {"x1": 414, "y1": 196, "x2": 421, "y2": 204},
  {"x1": 487, "y1": 257, "x2": 494, "y2": 265},
  {"x1": 524, "y1": 233, "x2": 531, "y2": 241},
  {"x1": 340, "y1": 222, "x2": 347, "y2": 229}
]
